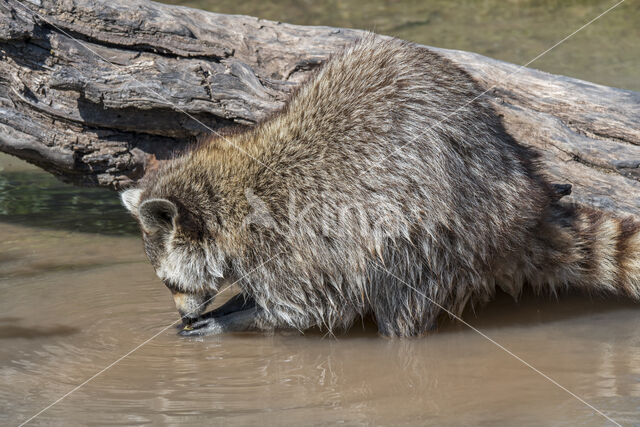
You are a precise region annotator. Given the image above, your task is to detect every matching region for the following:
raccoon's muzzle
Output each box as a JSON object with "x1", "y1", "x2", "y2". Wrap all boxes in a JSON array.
[{"x1": 171, "y1": 291, "x2": 214, "y2": 324}]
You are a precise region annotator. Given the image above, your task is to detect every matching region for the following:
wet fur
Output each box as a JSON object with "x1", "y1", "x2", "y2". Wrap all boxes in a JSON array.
[{"x1": 122, "y1": 36, "x2": 640, "y2": 337}]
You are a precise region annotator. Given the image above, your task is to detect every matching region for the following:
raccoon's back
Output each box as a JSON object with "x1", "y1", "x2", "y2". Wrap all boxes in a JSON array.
[{"x1": 258, "y1": 36, "x2": 549, "y2": 259}]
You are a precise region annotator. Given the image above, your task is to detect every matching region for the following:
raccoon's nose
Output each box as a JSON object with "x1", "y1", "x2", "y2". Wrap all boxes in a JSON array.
[
  {"x1": 172, "y1": 292, "x2": 207, "y2": 324},
  {"x1": 179, "y1": 311, "x2": 197, "y2": 326}
]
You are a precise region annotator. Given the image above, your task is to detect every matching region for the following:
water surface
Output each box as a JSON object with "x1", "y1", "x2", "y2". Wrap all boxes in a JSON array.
[{"x1": 1, "y1": 153, "x2": 640, "y2": 425}]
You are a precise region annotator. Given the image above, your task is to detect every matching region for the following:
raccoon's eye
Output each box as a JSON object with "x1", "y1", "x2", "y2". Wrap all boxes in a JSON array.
[{"x1": 163, "y1": 280, "x2": 181, "y2": 293}]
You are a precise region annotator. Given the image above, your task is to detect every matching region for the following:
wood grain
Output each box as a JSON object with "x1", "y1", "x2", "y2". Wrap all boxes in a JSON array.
[{"x1": 0, "y1": 0, "x2": 638, "y2": 217}]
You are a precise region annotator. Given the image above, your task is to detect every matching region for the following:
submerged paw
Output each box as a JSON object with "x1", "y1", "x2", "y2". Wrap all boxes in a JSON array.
[{"x1": 178, "y1": 318, "x2": 224, "y2": 336}]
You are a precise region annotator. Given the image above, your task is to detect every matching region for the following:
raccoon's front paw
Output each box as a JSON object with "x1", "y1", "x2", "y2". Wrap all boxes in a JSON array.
[
  {"x1": 179, "y1": 317, "x2": 224, "y2": 336},
  {"x1": 178, "y1": 306, "x2": 258, "y2": 336}
]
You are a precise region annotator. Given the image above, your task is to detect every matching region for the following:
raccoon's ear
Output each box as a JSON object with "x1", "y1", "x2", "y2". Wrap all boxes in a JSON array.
[
  {"x1": 139, "y1": 198, "x2": 178, "y2": 233},
  {"x1": 120, "y1": 188, "x2": 143, "y2": 214}
]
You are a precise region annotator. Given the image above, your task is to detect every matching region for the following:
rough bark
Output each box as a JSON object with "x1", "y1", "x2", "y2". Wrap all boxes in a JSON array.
[{"x1": 0, "y1": 0, "x2": 638, "y2": 216}]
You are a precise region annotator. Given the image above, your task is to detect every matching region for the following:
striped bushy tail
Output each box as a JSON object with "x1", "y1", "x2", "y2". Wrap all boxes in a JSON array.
[{"x1": 512, "y1": 203, "x2": 640, "y2": 299}]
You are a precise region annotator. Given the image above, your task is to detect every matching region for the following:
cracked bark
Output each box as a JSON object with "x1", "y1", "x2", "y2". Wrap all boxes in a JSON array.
[{"x1": 0, "y1": 0, "x2": 638, "y2": 216}]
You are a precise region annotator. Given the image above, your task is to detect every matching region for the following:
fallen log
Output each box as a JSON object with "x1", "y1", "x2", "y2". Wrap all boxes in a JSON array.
[{"x1": 0, "y1": 0, "x2": 638, "y2": 216}]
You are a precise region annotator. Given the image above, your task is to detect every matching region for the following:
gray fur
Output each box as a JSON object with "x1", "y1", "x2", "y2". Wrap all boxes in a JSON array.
[{"x1": 123, "y1": 36, "x2": 640, "y2": 337}]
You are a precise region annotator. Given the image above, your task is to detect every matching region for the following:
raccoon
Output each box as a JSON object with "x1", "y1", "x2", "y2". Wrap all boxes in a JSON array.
[{"x1": 121, "y1": 36, "x2": 640, "y2": 337}]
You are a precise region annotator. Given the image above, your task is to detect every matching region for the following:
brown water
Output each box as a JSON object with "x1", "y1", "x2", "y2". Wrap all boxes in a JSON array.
[{"x1": 2, "y1": 153, "x2": 640, "y2": 425}]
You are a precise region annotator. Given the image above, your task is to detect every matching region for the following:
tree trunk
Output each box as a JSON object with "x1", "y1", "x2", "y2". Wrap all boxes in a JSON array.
[{"x1": 0, "y1": 0, "x2": 638, "y2": 216}]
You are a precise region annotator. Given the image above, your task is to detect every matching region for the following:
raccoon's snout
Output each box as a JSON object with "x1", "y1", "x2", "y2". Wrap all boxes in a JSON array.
[{"x1": 172, "y1": 291, "x2": 215, "y2": 323}]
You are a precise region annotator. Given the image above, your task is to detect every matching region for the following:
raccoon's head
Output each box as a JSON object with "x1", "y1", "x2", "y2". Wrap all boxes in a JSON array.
[{"x1": 121, "y1": 187, "x2": 227, "y2": 323}]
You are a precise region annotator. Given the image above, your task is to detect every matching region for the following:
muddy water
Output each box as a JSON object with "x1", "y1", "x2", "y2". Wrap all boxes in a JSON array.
[{"x1": 1, "y1": 153, "x2": 640, "y2": 426}]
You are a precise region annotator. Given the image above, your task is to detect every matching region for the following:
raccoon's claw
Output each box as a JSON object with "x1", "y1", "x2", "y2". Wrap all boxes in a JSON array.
[{"x1": 175, "y1": 318, "x2": 197, "y2": 330}]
